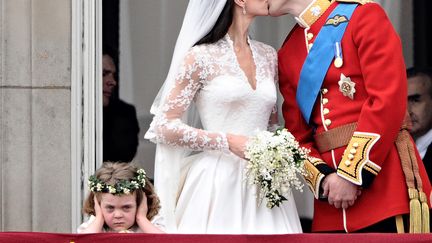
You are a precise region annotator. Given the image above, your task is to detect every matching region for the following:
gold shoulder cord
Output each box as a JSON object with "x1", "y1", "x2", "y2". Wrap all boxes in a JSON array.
[{"x1": 395, "y1": 113, "x2": 430, "y2": 233}]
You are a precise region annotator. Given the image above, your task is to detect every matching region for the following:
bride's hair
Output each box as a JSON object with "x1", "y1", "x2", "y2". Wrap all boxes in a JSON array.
[{"x1": 194, "y1": 0, "x2": 234, "y2": 46}]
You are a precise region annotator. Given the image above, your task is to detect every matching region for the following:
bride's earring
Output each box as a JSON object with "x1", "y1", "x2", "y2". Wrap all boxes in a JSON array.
[{"x1": 242, "y1": 5, "x2": 246, "y2": 15}]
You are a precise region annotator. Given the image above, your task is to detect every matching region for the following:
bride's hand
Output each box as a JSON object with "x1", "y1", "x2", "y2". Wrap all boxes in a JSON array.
[{"x1": 226, "y1": 133, "x2": 249, "y2": 159}]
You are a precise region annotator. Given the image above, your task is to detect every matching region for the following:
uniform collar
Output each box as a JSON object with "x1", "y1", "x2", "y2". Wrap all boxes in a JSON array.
[
  {"x1": 295, "y1": 0, "x2": 336, "y2": 28},
  {"x1": 416, "y1": 128, "x2": 432, "y2": 159}
]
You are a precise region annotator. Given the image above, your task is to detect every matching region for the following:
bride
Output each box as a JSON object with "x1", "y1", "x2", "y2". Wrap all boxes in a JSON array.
[{"x1": 145, "y1": 0, "x2": 302, "y2": 234}]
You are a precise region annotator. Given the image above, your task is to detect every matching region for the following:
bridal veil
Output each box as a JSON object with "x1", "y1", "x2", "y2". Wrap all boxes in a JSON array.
[{"x1": 145, "y1": 0, "x2": 228, "y2": 232}]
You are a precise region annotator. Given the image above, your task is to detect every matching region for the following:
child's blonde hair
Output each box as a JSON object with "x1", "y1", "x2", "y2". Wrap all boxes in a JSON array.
[{"x1": 82, "y1": 162, "x2": 160, "y2": 220}]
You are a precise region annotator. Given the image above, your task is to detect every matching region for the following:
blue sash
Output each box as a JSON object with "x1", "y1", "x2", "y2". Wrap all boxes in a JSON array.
[{"x1": 296, "y1": 3, "x2": 358, "y2": 124}]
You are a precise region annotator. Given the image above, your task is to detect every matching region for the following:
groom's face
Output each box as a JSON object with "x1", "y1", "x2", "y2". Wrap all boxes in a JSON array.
[{"x1": 267, "y1": 0, "x2": 290, "y2": 16}]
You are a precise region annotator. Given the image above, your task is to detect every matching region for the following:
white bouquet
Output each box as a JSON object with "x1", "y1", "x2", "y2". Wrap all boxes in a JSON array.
[{"x1": 245, "y1": 128, "x2": 310, "y2": 209}]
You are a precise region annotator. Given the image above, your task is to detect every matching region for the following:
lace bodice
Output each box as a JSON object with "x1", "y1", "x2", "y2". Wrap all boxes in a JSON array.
[{"x1": 148, "y1": 35, "x2": 279, "y2": 152}]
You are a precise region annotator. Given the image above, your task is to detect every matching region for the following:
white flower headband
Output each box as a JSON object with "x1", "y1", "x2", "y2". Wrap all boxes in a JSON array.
[{"x1": 88, "y1": 168, "x2": 147, "y2": 195}]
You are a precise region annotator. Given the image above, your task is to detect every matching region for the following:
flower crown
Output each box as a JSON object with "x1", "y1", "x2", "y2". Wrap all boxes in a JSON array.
[{"x1": 88, "y1": 168, "x2": 147, "y2": 195}]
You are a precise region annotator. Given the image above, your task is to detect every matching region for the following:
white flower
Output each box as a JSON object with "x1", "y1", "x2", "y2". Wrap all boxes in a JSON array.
[
  {"x1": 131, "y1": 181, "x2": 139, "y2": 189},
  {"x1": 123, "y1": 188, "x2": 131, "y2": 194},
  {"x1": 245, "y1": 128, "x2": 309, "y2": 209},
  {"x1": 108, "y1": 186, "x2": 116, "y2": 194},
  {"x1": 96, "y1": 183, "x2": 103, "y2": 191}
]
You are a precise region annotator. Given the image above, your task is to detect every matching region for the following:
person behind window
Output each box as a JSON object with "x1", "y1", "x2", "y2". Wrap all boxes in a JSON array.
[
  {"x1": 407, "y1": 67, "x2": 432, "y2": 179},
  {"x1": 102, "y1": 45, "x2": 140, "y2": 162}
]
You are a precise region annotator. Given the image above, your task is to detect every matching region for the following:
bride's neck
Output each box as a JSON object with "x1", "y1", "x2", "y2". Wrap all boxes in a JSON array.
[{"x1": 228, "y1": 14, "x2": 252, "y2": 49}]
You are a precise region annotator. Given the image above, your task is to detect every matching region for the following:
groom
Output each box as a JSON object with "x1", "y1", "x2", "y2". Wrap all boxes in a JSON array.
[{"x1": 269, "y1": 0, "x2": 432, "y2": 233}]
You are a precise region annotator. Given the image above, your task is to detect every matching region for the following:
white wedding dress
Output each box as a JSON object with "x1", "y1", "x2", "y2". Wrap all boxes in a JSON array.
[{"x1": 148, "y1": 35, "x2": 302, "y2": 234}]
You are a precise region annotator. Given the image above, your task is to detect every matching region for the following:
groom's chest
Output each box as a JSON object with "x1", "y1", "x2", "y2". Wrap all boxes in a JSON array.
[{"x1": 279, "y1": 23, "x2": 363, "y2": 91}]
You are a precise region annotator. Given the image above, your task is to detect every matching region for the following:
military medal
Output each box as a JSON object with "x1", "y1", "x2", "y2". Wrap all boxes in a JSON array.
[
  {"x1": 334, "y1": 57, "x2": 343, "y2": 68},
  {"x1": 334, "y1": 42, "x2": 343, "y2": 68},
  {"x1": 338, "y1": 73, "x2": 356, "y2": 99}
]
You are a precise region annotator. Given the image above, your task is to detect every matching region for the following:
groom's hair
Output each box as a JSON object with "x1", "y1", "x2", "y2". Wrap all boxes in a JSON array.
[{"x1": 195, "y1": 0, "x2": 234, "y2": 46}]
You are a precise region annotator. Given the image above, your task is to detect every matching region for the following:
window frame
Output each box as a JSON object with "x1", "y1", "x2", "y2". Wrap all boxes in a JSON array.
[{"x1": 71, "y1": 0, "x2": 103, "y2": 232}]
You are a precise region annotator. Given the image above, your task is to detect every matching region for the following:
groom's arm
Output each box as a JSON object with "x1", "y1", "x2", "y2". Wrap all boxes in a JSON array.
[
  {"x1": 334, "y1": 3, "x2": 406, "y2": 188},
  {"x1": 278, "y1": 69, "x2": 335, "y2": 200}
]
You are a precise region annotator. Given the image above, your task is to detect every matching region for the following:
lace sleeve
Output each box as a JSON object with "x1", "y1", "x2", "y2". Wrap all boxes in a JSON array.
[
  {"x1": 268, "y1": 47, "x2": 279, "y2": 132},
  {"x1": 148, "y1": 49, "x2": 229, "y2": 152}
]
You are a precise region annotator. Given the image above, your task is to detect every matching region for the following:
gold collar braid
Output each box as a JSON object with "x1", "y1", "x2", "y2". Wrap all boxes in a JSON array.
[{"x1": 296, "y1": 0, "x2": 336, "y2": 28}]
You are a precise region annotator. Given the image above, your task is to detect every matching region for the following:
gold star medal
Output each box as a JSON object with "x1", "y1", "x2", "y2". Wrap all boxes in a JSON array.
[{"x1": 338, "y1": 73, "x2": 356, "y2": 99}]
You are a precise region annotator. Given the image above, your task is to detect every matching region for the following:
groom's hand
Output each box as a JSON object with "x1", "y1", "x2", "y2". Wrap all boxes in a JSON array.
[{"x1": 322, "y1": 173, "x2": 360, "y2": 209}]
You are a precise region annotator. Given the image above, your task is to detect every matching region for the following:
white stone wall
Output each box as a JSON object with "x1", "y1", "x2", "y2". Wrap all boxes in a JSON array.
[{"x1": 0, "y1": 0, "x2": 71, "y2": 232}]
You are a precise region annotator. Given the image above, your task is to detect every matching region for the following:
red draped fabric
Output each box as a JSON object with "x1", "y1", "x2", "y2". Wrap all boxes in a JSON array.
[{"x1": 1, "y1": 232, "x2": 432, "y2": 243}]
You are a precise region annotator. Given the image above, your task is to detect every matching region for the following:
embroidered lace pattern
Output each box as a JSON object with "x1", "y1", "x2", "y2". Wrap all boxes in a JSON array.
[{"x1": 148, "y1": 35, "x2": 279, "y2": 152}]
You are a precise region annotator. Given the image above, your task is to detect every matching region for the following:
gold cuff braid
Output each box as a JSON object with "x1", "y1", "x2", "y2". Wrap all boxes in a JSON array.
[
  {"x1": 337, "y1": 132, "x2": 381, "y2": 185},
  {"x1": 304, "y1": 157, "x2": 325, "y2": 199}
]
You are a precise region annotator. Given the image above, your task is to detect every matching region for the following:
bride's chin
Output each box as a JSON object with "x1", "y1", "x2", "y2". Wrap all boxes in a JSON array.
[
  {"x1": 268, "y1": 9, "x2": 281, "y2": 17},
  {"x1": 259, "y1": 9, "x2": 270, "y2": 16}
]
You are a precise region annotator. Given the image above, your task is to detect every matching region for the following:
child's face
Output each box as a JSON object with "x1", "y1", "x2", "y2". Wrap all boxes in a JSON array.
[{"x1": 100, "y1": 193, "x2": 137, "y2": 232}]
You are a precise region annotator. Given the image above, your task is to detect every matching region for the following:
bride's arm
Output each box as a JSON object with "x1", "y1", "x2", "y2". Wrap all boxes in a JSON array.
[
  {"x1": 268, "y1": 46, "x2": 280, "y2": 132},
  {"x1": 268, "y1": 105, "x2": 279, "y2": 132},
  {"x1": 149, "y1": 50, "x2": 230, "y2": 152}
]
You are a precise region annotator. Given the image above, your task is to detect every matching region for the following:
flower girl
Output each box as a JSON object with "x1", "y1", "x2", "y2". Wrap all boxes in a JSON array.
[{"x1": 77, "y1": 162, "x2": 164, "y2": 233}]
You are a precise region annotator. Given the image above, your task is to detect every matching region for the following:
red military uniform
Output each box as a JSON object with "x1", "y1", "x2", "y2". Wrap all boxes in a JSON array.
[{"x1": 279, "y1": 0, "x2": 432, "y2": 232}]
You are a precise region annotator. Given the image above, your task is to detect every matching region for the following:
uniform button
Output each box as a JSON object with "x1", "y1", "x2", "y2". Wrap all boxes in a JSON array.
[
  {"x1": 323, "y1": 108, "x2": 330, "y2": 115},
  {"x1": 344, "y1": 160, "x2": 352, "y2": 167},
  {"x1": 325, "y1": 119, "x2": 332, "y2": 126},
  {"x1": 348, "y1": 154, "x2": 355, "y2": 160},
  {"x1": 353, "y1": 143, "x2": 359, "y2": 148},
  {"x1": 322, "y1": 88, "x2": 328, "y2": 95},
  {"x1": 350, "y1": 149, "x2": 357, "y2": 154},
  {"x1": 322, "y1": 98, "x2": 329, "y2": 105},
  {"x1": 308, "y1": 43, "x2": 314, "y2": 50},
  {"x1": 307, "y1": 32, "x2": 314, "y2": 41}
]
